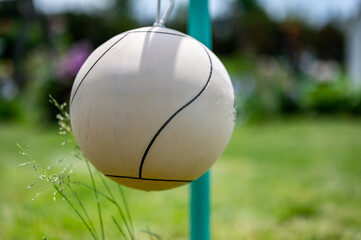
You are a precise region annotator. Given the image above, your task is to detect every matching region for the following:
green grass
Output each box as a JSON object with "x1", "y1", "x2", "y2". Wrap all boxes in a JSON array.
[{"x1": 1, "y1": 118, "x2": 361, "y2": 239}]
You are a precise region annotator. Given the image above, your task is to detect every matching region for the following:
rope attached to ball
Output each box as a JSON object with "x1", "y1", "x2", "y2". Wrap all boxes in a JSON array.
[{"x1": 153, "y1": 0, "x2": 175, "y2": 27}]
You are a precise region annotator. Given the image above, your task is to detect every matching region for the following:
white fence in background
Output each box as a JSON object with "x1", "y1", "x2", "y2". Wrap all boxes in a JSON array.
[{"x1": 347, "y1": 11, "x2": 361, "y2": 86}]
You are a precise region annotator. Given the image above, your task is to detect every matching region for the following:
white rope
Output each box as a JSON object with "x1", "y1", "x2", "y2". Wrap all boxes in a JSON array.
[{"x1": 153, "y1": 0, "x2": 175, "y2": 27}]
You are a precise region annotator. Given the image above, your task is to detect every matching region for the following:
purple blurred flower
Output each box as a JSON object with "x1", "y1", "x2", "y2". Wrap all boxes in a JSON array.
[{"x1": 59, "y1": 40, "x2": 92, "y2": 80}]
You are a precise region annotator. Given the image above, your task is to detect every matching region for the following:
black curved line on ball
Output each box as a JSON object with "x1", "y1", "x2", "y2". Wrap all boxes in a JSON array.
[
  {"x1": 70, "y1": 33, "x2": 129, "y2": 105},
  {"x1": 138, "y1": 44, "x2": 213, "y2": 179},
  {"x1": 70, "y1": 31, "x2": 188, "y2": 106},
  {"x1": 127, "y1": 30, "x2": 188, "y2": 38},
  {"x1": 106, "y1": 174, "x2": 192, "y2": 183}
]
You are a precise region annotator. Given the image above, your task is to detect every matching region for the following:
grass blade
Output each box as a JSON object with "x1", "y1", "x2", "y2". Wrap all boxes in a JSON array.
[
  {"x1": 53, "y1": 185, "x2": 97, "y2": 240},
  {"x1": 111, "y1": 215, "x2": 128, "y2": 240},
  {"x1": 68, "y1": 184, "x2": 97, "y2": 235},
  {"x1": 141, "y1": 229, "x2": 163, "y2": 240},
  {"x1": 118, "y1": 185, "x2": 135, "y2": 236},
  {"x1": 98, "y1": 173, "x2": 135, "y2": 239},
  {"x1": 76, "y1": 181, "x2": 116, "y2": 204},
  {"x1": 85, "y1": 159, "x2": 105, "y2": 240}
]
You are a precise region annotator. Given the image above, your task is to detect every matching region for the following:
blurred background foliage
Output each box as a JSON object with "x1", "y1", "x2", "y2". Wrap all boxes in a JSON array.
[{"x1": 0, "y1": 0, "x2": 360, "y2": 124}]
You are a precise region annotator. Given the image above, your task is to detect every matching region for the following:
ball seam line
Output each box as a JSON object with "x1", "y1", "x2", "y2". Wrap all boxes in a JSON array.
[
  {"x1": 70, "y1": 30, "x2": 204, "y2": 106},
  {"x1": 126, "y1": 30, "x2": 188, "y2": 38},
  {"x1": 70, "y1": 33, "x2": 129, "y2": 105},
  {"x1": 105, "y1": 174, "x2": 192, "y2": 183},
  {"x1": 138, "y1": 43, "x2": 213, "y2": 179}
]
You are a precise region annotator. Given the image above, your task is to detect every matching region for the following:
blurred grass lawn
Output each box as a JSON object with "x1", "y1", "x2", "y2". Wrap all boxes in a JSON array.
[{"x1": 1, "y1": 117, "x2": 361, "y2": 240}]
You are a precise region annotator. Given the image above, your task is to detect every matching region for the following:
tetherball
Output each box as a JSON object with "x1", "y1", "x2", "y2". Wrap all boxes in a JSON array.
[{"x1": 70, "y1": 27, "x2": 235, "y2": 191}]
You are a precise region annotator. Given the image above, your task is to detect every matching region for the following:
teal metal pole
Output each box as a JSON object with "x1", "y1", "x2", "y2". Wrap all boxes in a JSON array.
[
  {"x1": 190, "y1": 172, "x2": 210, "y2": 240},
  {"x1": 188, "y1": 0, "x2": 212, "y2": 239}
]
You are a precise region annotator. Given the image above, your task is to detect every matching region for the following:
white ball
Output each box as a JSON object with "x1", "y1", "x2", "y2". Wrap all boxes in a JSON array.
[{"x1": 70, "y1": 27, "x2": 235, "y2": 191}]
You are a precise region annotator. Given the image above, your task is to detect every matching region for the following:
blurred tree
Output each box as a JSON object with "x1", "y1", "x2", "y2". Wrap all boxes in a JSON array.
[
  {"x1": 211, "y1": 0, "x2": 284, "y2": 55},
  {"x1": 0, "y1": 0, "x2": 56, "y2": 89},
  {"x1": 236, "y1": 0, "x2": 282, "y2": 55},
  {"x1": 0, "y1": 0, "x2": 37, "y2": 89},
  {"x1": 316, "y1": 23, "x2": 344, "y2": 61},
  {"x1": 212, "y1": 0, "x2": 344, "y2": 63},
  {"x1": 65, "y1": 0, "x2": 137, "y2": 47}
]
